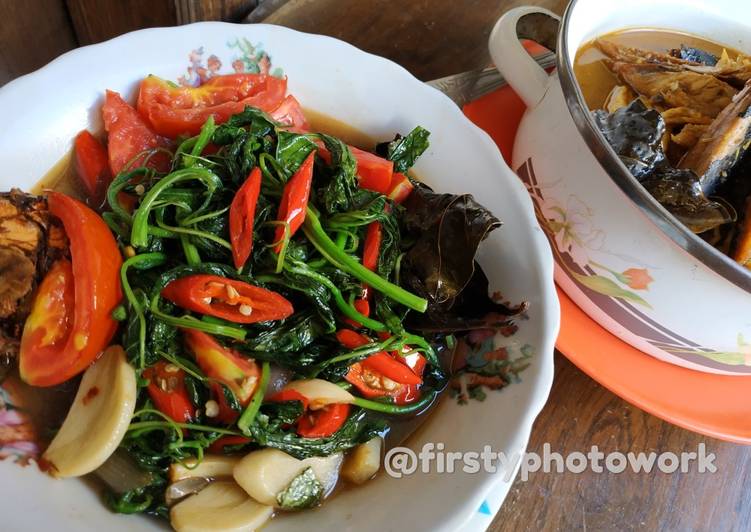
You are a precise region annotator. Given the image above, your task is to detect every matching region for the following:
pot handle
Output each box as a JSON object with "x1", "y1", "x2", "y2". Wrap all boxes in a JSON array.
[{"x1": 489, "y1": 6, "x2": 561, "y2": 108}]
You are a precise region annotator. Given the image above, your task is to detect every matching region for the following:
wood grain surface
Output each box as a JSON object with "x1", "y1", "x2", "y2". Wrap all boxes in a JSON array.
[{"x1": 0, "y1": 0, "x2": 77, "y2": 85}]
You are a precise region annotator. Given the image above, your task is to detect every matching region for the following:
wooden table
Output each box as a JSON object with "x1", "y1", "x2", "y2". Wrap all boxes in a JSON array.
[{"x1": 3, "y1": 1, "x2": 750, "y2": 530}]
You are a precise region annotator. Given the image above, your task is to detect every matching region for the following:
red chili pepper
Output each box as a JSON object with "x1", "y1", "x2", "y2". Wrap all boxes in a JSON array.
[
  {"x1": 229, "y1": 167, "x2": 262, "y2": 269},
  {"x1": 274, "y1": 151, "x2": 315, "y2": 253},
  {"x1": 143, "y1": 361, "x2": 196, "y2": 423},
  {"x1": 361, "y1": 352, "x2": 422, "y2": 385},
  {"x1": 268, "y1": 389, "x2": 310, "y2": 410},
  {"x1": 73, "y1": 130, "x2": 112, "y2": 203},
  {"x1": 362, "y1": 222, "x2": 382, "y2": 272},
  {"x1": 183, "y1": 329, "x2": 261, "y2": 405},
  {"x1": 343, "y1": 297, "x2": 370, "y2": 329},
  {"x1": 208, "y1": 435, "x2": 253, "y2": 454},
  {"x1": 391, "y1": 348, "x2": 427, "y2": 405},
  {"x1": 297, "y1": 403, "x2": 350, "y2": 438},
  {"x1": 336, "y1": 329, "x2": 371, "y2": 350},
  {"x1": 387, "y1": 172, "x2": 414, "y2": 204},
  {"x1": 162, "y1": 274, "x2": 293, "y2": 324}
]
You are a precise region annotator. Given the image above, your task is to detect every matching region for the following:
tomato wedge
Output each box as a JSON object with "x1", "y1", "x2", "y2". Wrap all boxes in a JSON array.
[
  {"x1": 143, "y1": 361, "x2": 196, "y2": 423},
  {"x1": 183, "y1": 329, "x2": 260, "y2": 405},
  {"x1": 229, "y1": 167, "x2": 262, "y2": 269},
  {"x1": 19, "y1": 192, "x2": 122, "y2": 387},
  {"x1": 274, "y1": 151, "x2": 315, "y2": 252},
  {"x1": 297, "y1": 403, "x2": 350, "y2": 438},
  {"x1": 102, "y1": 90, "x2": 171, "y2": 175},
  {"x1": 137, "y1": 73, "x2": 287, "y2": 138},
  {"x1": 387, "y1": 172, "x2": 414, "y2": 204},
  {"x1": 73, "y1": 130, "x2": 112, "y2": 203},
  {"x1": 349, "y1": 146, "x2": 394, "y2": 193},
  {"x1": 162, "y1": 274, "x2": 293, "y2": 324},
  {"x1": 270, "y1": 95, "x2": 309, "y2": 132}
]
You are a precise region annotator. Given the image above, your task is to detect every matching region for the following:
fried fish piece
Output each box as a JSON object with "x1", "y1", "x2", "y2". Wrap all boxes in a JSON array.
[
  {"x1": 679, "y1": 81, "x2": 751, "y2": 195},
  {"x1": 0, "y1": 190, "x2": 67, "y2": 371},
  {"x1": 609, "y1": 62, "x2": 737, "y2": 119}
]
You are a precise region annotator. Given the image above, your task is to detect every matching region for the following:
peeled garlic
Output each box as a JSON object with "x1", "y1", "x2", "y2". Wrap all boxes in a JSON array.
[
  {"x1": 169, "y1": 455, "x2": 240, "y2": 483},
  {"x1": 341, "y1": 437, "x2": 382, "y2": 484},
  {"x1": 42, "y1": 345, "x2": 136, "y2": 477},
  {"x1": 281, "y1": 378, "x2": 355, "y2": 409},
  {"x1": 233, "y1": 448, "x2": 342, "y2": 506},
  {"x1": 170, "y1": 481, "x2": 273, "y2": 532}
]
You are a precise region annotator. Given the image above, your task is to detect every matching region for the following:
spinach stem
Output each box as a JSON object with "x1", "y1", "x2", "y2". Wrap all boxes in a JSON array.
[
  {"x1": 352, "y1": 389, "x2": 438, "y2": 415},
  {"x1": 303, "y1": 209, "x2": 427, "y2": 312},
  {"x1": 238, "y1": 361, "x2": 270, "y2": 435}
]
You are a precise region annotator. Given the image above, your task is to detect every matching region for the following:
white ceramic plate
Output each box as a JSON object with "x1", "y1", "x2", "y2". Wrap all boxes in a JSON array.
[{"x1": 0, "y1": 22, "x2": 558, "y2": 532}]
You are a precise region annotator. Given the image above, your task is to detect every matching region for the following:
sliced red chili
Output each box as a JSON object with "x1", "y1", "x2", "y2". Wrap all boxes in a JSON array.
[
  {"x1": 161, "y1": 274, "x2": 293, "y2": 324},
  {"x1": 229, "y1": 167, "x2": 262, "y2": 269},
  {"x1": 343, "y1": 297, "x2": 370, "y2": 329},
  {"x1": 297, "y1": 403, "x2": 350, "y2": 438},
  {"x1": 361, "y1": 352, "x2": 422, "y2": 386},
  {"x1": 268, "y1": 389, "x2": 310, "y2": 411},
  {"x1": 208, "y1": 435, "x2": 253, "y2": 454},
  {"x1": 336, "y1": 329, "x2": 371, "y2": 350},
  {"x1": 274, "y1": 151, "x2": 315, "y2": 253},
  {"x1": 143, "y1": 361, "x2": 196, "y2": 423}
]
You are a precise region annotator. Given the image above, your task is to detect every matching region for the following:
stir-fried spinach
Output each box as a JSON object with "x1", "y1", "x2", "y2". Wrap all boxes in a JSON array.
[{"x1": 100, "y1": 100, "x2": 515, "y2": 520}]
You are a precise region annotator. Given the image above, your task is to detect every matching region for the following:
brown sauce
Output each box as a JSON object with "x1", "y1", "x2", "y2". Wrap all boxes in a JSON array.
[{"x1": 574, "y1": 29, "x2": 744, "y2": 110}]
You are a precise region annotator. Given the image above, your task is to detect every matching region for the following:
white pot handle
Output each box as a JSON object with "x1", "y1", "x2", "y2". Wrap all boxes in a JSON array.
[{"x1": 489, "y1": 6, "x2": 561, "y2": 108}]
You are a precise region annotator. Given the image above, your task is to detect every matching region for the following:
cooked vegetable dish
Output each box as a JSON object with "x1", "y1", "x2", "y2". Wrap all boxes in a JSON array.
[
  {"x1": 0, "y1": 70, "x2": 523, "y2": 529},
  {"x1": 575, "y1": 30, "x2": 751, "y2": 267}
]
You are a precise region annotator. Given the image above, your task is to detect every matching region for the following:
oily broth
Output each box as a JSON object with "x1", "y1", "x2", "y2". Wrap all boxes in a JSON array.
[{"x1": 574, "y1": 29, "x2": 745, "y2": 110}]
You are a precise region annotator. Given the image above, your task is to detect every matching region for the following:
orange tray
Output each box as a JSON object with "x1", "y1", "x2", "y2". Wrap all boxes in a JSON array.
[{"x1": 463, "y1": 83, "x2": 751, "y2": 445}]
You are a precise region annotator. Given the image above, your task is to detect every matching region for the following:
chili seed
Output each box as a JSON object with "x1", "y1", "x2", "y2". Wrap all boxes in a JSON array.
[
  {"x1": 202, "y1": 297, "x2": 212, "y2": 305},
  {"x1": 226, "y1": 284, "x2": 240, "y2": 301},
  {"x1": 164, "y1": 364, "x2": 180, "y2": 374},
  {"x1": 205, "y1": 400, "x2": 219, "y2": 418},
  {"x1": 134, "y1": 184, "x2": 146, "y2": 196},
  {"x1": 124, "y1": 245, "x2": 136, "y2": 258},
  {"x1": 239, "y1": 304, "x2": 253, "y2": 316}
]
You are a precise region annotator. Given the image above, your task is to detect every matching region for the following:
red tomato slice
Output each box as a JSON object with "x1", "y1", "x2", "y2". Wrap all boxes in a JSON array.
[
  {"x1": 297, "y1": 403, "x2": 350, "y2": 438},
  {"x1": 137, "y1": 74, "x2": 287, "y2": 138},
  {"x1": 229, "y1": 167, "x2": 262, "y2": 269},
  {"x1": 102, "y1": 90, "x2": 171, "y2": 175},
  {"x1": 183, "y1": 328, "x2": 260, "y2": 405},
  {"x1": 73, "y1": 130, "x2": 112, "y2": 203},
  {"x1": 317, "y1": 144, "x2": 394, "y2": 193},
  {"x1": 270, "y1": 95, "x2": 310, "y2": 132},
  {"x1": 143, "y1": 361, "x2": 196, "y2": 423},
  {"x1": 387, "y1": 172, "x2": 414, "y2": 204},
  {"x1": 162, "y1": 274, "x2": 293, "y2": 324},
  {"x1": 20, "y1": 192, "x2": 122, "y2": 387},
  {"x1": 349, "y1": 146, "x2": 394, "y2": 193},
  {"x1": 274, "y1": 151, "x2": 315, "y2": 253}
]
